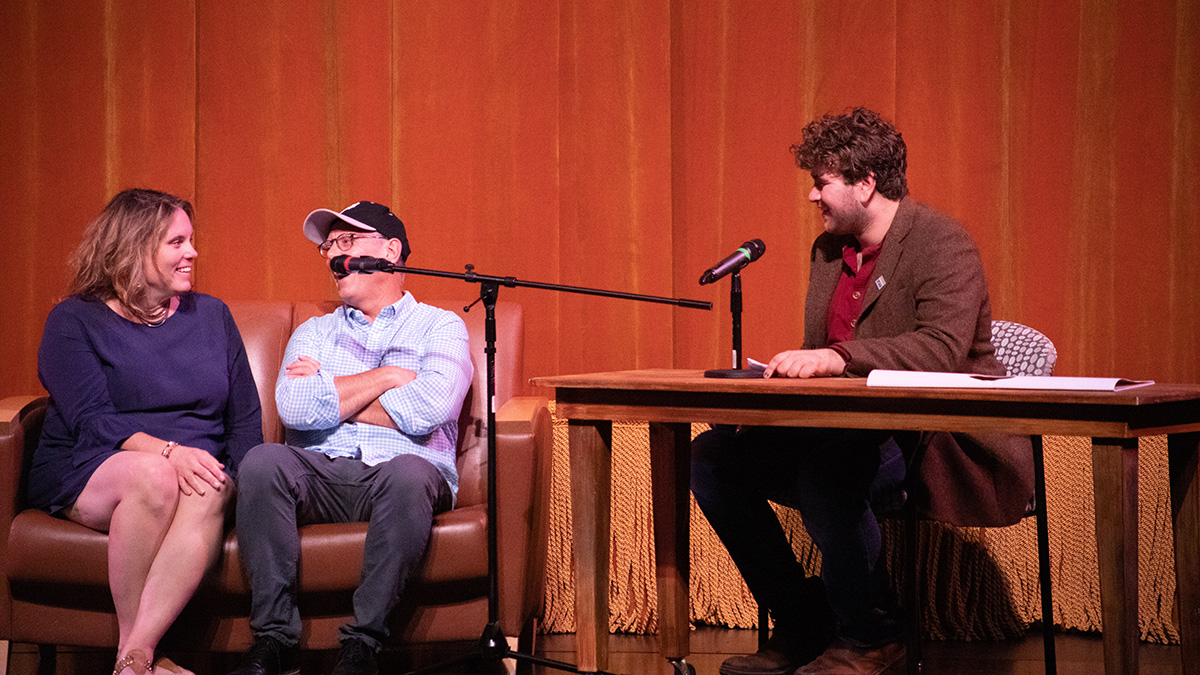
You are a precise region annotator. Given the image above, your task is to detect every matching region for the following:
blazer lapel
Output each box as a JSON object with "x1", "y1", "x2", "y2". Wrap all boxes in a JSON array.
[
  {"x1": 860, "y1": 198, "x2": 914, "y2": 316},
  {"x1": 805, "y1": 235, "x2": 847, "y2": 348}
]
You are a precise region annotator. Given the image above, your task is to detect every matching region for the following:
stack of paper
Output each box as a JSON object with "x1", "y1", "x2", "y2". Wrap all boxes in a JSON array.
[{"x1": 865, "y1": 370, "x2": 1154, "y2": 391}]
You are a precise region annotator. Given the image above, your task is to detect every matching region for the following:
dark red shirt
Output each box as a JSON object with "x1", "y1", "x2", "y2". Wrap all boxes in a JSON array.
[{"x1": 826, "y1": 241, "x2": 882, "y2": 350}]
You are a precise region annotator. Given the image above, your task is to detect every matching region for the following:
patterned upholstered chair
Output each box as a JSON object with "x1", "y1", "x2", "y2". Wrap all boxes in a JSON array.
[
  {"x1": 991, "y1": 320, "x2": 1057, "y2": 377},
  {"x1": 901, "y1": 320, "x2": 1058, "y2": 674}
]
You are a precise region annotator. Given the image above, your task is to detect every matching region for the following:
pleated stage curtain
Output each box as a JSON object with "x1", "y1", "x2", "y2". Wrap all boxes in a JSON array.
[{"x1": 1, "y1": 0, "x2": 1198, "y2": 400}]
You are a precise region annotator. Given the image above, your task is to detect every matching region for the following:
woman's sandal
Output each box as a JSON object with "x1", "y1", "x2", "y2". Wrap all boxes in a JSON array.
[
  {"x1": 153, "y1": 656, "x2": 196, "y2": 675},
  {"x1": 113, "y1": 649, "x2": 153, "y2": 675}
]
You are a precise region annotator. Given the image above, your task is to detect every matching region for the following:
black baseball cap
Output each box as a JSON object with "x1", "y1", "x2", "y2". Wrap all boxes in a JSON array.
[{"x1": 303, "y1": 201, "x2": 410, "y2": 262}]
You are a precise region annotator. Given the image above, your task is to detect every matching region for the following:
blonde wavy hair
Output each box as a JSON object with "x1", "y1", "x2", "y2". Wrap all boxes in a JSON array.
[{"x1": 69, "y1": 189, "x2": 195, "y2": 324}]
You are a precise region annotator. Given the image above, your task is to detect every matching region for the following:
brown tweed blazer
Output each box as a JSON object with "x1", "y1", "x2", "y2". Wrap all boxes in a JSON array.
[{"x1": 802, "y1": 198, "x2": 1034, "y2": 526}]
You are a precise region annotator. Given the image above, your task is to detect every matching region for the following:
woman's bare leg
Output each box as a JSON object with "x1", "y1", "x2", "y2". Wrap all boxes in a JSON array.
[
  {"x1": 67, "y1": 452, "x2": 180, "y2": 651},
  {"x1": 122, "y1": 477, "x2": 232, "y2": 659},
  {"x1": 67, "y1": 452, "x2": 233, "y2": 673}
]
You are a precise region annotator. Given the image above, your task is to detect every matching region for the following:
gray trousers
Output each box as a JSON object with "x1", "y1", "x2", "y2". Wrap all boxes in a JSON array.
[{"x1": 235, "y1": 443, "x2": 453, "y2": 650}]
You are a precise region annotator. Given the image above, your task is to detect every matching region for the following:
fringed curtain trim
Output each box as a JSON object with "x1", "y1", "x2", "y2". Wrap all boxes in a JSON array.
[{"x1": 541, "y1": 407, "x2": 1179, "y2": 644}]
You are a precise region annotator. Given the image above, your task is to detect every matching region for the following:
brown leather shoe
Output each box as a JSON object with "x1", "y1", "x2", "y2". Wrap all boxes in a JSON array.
[
  {"x1": 792, "y1": 638, "x2": 905, "y2": 675},
  {"x1": 719, "y1": 631, "x2": 830, "y2": 675},
  {"x1": 720, "y1": 645, "x2": 798, "y2": 675}
]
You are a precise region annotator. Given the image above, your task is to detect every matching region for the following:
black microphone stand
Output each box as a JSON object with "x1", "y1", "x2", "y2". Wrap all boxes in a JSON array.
[
  {"x1": 731, "y1": 272, "x2": 743, "y2": 369},
  {"x1": 703, "y1": 271, "x2": 762, "y2": 379},
  {"x1": 355, "y1": 261, "x2": 710, "y2": 675}
]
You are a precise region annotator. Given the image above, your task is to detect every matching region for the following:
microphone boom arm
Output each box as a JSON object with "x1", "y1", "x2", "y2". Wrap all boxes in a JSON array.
[{"x1": 355, "y1": 259, "x2": 713, "y2": 310}]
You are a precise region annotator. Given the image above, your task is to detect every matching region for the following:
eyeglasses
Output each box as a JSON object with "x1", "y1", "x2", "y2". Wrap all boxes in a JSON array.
[{"x1": 318, "y1": 233, "x2": 386, "y2": 253}]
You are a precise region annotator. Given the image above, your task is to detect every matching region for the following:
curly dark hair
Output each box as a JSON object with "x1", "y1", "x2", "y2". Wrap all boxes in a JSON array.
[{"x1": 790, "y1": 107, "x2": 908, "y2": 200}]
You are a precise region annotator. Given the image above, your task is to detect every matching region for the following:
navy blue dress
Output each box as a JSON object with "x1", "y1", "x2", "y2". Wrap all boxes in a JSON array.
[{"x1": 28, "y1": 292, "x2": 263, "y2": 514}]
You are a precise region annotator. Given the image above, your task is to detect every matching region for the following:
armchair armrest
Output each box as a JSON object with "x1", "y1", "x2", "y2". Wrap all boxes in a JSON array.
[
  {"x1": 1, "y1": 395, "x2": 46, "y2": 519},
  {"x1": 2, "y1": 395, "x2": 48, "y2": 515},
  {"x1": 494, "y1": 396, "x2": 553, "y2": 634},
  {"x1": 1, "y1": 395, "x2": 44, "y2": 435},
  {"x1": 1, "y1": 394, "x2": 48, "y2": 638}
]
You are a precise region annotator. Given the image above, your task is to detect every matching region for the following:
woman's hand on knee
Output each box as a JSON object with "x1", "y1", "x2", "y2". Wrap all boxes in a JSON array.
[{"x1": 167, "y1": 446, "x2": 227, "y2": 497}]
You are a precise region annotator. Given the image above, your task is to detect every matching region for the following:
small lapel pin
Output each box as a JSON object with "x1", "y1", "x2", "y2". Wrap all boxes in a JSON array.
[{"x1": 875, "y1": 276, "x2": 886, "y2": 290}]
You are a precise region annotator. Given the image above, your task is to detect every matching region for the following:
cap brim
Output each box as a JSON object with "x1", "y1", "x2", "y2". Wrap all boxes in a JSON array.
[{"x1": 302, "y1": 208, "x2": 379, "y2": 245}]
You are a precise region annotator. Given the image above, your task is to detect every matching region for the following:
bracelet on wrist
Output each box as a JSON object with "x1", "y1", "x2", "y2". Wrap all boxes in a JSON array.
[{"x1": 161, "y1": 441, "x2": 178, "y2": 458}]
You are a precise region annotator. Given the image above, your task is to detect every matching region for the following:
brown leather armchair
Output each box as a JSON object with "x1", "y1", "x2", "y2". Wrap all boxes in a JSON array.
[{"x1": 0, "y1": 299, "x2": 551, "y2": 670}]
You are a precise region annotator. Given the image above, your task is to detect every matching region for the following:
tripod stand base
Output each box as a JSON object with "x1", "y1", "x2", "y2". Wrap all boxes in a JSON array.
[
  {"x1": 703, "y1": 365, "x2": 765, "y2": 378},
  {"x1": 667, "y1": 658, "x2": 696, "y2": 674},
  {"x1": 402, "y1": 622, "x2": 623, "y2": 675}
]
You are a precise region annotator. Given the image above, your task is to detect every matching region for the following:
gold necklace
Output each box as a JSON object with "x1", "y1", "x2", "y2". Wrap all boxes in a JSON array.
[{"x1": 143, "y1": 302, "x2": 171, "y2": 327}]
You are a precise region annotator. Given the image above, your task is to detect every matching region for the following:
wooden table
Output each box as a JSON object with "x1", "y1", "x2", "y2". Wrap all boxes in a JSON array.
[{"x1": 532, "y1": 369, "x2": 1200, "y2": 675}]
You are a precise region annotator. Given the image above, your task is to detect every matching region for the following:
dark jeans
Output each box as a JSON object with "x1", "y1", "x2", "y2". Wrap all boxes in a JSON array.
[
  {"x1": 236, "y1": 443, "x2": 453, "y2": 651},
  {"x1": 691, "y1": 425, "x2": 913, "y2": 647}
]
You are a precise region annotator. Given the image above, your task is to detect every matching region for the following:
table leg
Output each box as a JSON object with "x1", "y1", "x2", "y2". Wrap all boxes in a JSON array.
[
  {"x1": 649, "y1": 422, "x2": 692, "y2": 664},
  {"x1": 1169, "y1": 432, "x2": 1200, "y2": 675},
  {"x1": 1091, "y1": 437, "x2": 1139, "y2": 675},
  {"x1": 569, "y1": 419, "x2": 612, "y2": 673}
]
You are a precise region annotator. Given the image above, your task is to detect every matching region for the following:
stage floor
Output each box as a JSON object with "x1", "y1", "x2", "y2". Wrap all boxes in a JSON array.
[{"x1": 3, "y1": 627, "x2": 1184, "y2": 674}]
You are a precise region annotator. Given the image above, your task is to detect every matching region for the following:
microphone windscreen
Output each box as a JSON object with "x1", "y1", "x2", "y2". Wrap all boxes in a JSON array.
[
  {"x1": 329, "y1": 255, "x2": 351, "y2": 274},
  {"x1": 744, "y1": 239, "x2": 765, "y2": 261}
]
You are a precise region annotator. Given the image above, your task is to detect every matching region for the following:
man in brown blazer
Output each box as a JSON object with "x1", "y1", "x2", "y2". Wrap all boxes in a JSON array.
[{"x1": 692, "y1": 108, "x2": 1033, "y2": 675}]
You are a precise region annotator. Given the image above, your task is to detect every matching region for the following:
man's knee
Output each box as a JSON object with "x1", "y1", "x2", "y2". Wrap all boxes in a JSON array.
[
  {"x1": 372, "y1": 455, "x2": 445, "y2": 509},
  {"x1": 693, "y1": 424, "x2": 742, "y2": 461},
  {"x1": 692, "y1": 426, "x2": 738, "y2": 462},
  {"x1": 237, "y1": 443, "x2": 296, "y2": 487},
  {"x1": 691, "y1": 427, "x2": 741, "y2": 497}
]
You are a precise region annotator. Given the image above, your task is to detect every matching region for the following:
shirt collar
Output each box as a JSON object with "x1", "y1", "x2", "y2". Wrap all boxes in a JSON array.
[
  {"x1": 841, "y1": 241, "x2": 883, "y2": 274},
  {"x1": 343, "y1": 292, "x2": 414, "y2": 326}
]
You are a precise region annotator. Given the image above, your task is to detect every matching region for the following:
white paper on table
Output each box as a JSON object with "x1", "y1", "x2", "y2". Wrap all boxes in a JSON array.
[{"x1": 865, "y1": 370, "x2": 1155, "y2": 392}]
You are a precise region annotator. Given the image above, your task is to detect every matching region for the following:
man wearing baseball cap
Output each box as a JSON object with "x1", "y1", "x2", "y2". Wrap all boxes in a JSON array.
[{"x1": 230, "y1": 202, "x2": 474, "y2": 675}]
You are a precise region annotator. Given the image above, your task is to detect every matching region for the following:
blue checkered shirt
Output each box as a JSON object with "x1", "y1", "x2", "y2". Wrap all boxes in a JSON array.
[{"x1": 275, "y1": 292, "x2": 473, "y2": 499}]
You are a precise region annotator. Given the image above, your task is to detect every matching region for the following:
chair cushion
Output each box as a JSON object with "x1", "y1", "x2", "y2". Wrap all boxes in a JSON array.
[
  {"x1": 226, "y1": 302, "x2": 294, "y2": 445},
  {"x1": 9, "y1": 503, "x2": 488, "y2": 591},
  {"x1": 7, "y1": 509, "x2": 109, "y2": 585}
]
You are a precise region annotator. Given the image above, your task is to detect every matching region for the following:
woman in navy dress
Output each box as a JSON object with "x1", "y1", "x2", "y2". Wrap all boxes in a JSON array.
[{"x1": 28, "y1": 189, "x2": 262, "y2": 675}]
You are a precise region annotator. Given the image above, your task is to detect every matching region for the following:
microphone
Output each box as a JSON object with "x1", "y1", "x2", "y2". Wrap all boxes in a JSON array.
[
  {"x1": 329, "y1": 255, "x2": 393, "y2": 275},
  {"x1": 698, "y1": 239, "x2": 765, "y2": 285}
]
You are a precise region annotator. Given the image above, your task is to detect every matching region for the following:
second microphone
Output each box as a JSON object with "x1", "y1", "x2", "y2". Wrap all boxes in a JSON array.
[{"x1": 699, "y1": 239, "x2": 765, "y2": 285}]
